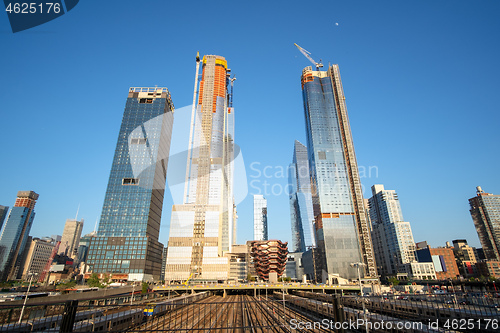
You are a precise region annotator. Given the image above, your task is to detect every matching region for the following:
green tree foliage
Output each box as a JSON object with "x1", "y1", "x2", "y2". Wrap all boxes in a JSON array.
[
  {"x1": 388, "y1": 277, "x2": 400, "y2": 286},
  {"x1": 101, "y1": 274, "x2": 112, "y2": 287},
  {"x1": 87, "y1": 273, "x2": 103, "y2": 288},
  {"x1": 142, "y1": 282, "x2": 149, "y2": 294}
]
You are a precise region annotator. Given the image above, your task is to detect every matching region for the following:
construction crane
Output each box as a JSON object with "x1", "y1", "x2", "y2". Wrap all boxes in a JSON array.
[
  {"x1": 38, "y1": 241, "x2": 60, "y2": 283},
  {"x1": 228, "y1": 76, "x2": 236, "y2": 109},
  {"x1": 294, "y1": 43, "x2": 323, "y2": 70},
  {"x1": 183, "y1": 272, "x2": 195, "y2": 285}
]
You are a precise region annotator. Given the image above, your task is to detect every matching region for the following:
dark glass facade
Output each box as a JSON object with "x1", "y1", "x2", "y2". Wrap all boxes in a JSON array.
[
  {"x1": 87, "y1": 87, "x2": 174, "y2": 281},
  {"x1": 470, "y1": 187, "x2": 500, "y2": 261},
  {"x1": 0, "y1": 191, "x2": 38, "y2": 281},
  {"x1": 289, "y1": 140, "x2": 316, "y2": 253},
  {"x1": 301, "y1": 66, "x2": 376, "y2": 279},
  {"x1": 0, "y1": 206, "x2": 8, "y2": 231}
]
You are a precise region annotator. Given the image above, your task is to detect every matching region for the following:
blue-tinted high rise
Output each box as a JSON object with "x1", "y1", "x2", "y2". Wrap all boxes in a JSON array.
[
  {"x1": 87, "y1": 87, "x2": 174, "y2": 282},
  {"x1": 253, "y1": 195, "x2": 268, "y2": 241},
  {"x1": 289, "y1": 140, "x2": 316, "y2": 252},
  {"x1": 0, "y1": 191, "x2": 39, "y2": 281},
  {"x1": 0, "y1": 206, "x2": 8, "y2": 232},
  {"x1": 301, "y1": 65, "x2": 376, "y2": 280}
]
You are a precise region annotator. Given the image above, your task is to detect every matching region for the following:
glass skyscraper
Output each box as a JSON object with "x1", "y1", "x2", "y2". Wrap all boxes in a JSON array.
[
  {"x1": 469, "y1": 186, "x2": 500, "y2": 261},
  {"x1": 87, "y1": 87, "x2": 174, "y2": 282},
  {"x1": 368, "y1": 185, "x2": 416, "y2": 277},
  {"x1": 289, "y1": 140, "x2": 316, "y2": 252},
  {"x1": 165, "y1": 55, "x2": 236, "y2": 282},
  {"x1": 253, "y1": 195, "x2": 268, "y2": 241},
  {"x1": 301, "y1": 65, "x2": 376, "y2": 280},
  {"x1": 0, "y1": 206, "x2": 8, "y2": 232},
  {"x1": 0, "y1": 191, "x2": 39, "y2": 281}
]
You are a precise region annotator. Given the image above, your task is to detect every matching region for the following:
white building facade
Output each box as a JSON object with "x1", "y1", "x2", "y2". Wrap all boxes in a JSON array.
[{"x1": 369, "y1": 185, "x2": 417, "y2": 277}]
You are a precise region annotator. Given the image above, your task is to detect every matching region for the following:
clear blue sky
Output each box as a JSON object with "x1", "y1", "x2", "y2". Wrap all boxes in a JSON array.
[{"x1": 1, "y1": 1, "x2": 499, "y2": 249}]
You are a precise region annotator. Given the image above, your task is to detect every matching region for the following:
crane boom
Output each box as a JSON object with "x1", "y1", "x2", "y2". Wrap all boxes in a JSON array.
[
  {"x1": 294, "y1": 43, "x2": 323, "y2": 70},
  {"x1": 38, "y1": 241, "x2": 60, "y2": 283}
]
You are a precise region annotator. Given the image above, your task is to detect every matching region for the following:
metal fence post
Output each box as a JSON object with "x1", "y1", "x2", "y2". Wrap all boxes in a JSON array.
[
  {"x1": 60, "y1": 300, "x2": 78, "y2": 332},
  {"x1": 333, "y1": 294, "x2": 345, "y2": 333}
]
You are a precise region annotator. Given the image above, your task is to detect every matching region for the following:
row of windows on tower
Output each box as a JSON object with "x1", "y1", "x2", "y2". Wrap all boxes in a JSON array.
[
  {"x1": 122, "y1": 178, "x2": 139, "y2": 185},
  {"x1": 94, "y1": 267, "x2": 144, "y2": 274},
  {"x1": 91, "y1": 252, "x2": 146, "y2": 261}
]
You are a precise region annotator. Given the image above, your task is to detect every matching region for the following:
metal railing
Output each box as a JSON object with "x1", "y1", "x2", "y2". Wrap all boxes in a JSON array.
[{"x1": 0, "y1": 291, "x2": 499, "y2": 332}]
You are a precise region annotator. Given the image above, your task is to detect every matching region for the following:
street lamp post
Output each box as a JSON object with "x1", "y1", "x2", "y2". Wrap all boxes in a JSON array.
[
  {"x1": 18, "y1": 273, "x2": 37, "y2": 324},
  {"x1": 130, "y1": 283, "x2": 135, "y2": 306},
  {"x1": 449, "y1": 279, "x2": 457, "y2": 305},
  {"x1": 351, "y1": 262, "x2": 368, "y2": 333},
  {"x1": 282, "y1": 284, "x2": 286, "y2": 326}
]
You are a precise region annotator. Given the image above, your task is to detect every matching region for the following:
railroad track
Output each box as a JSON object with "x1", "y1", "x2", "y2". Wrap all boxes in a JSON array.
[
  {"x1": 131, "y1": 294, "x2": 333, "y2": 332},
  {"x1": 135, "y1": 295, "x2": 221, "y2": 331}
]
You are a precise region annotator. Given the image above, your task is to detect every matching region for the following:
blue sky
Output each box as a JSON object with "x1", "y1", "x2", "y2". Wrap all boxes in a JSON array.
[{"x1": 1, "y1": 0, "x2": 499, "y2": 249}]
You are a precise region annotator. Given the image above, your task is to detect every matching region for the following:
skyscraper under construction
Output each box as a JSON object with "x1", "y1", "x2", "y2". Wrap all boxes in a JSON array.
[
  {"x1": 300, "y1": 64, "x2": 376, "y2": 280},
  {"x1": 165, "y1": 54, "x2": 236, "y2": 282}
]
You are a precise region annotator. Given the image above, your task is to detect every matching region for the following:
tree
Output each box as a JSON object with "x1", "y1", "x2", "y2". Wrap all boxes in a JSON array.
[
  {"x1": 87, "y1": 273, "x2": 102, "y2": 288},
  {"x1": 142, "y1": 282, "x2": 149, "y2": 294},
  {"x1": 101, "y1": 274, "x2": 112, "y2": 287},
  {"x1": 388, "y1": 277, "x2": 400, "y2": 286}
]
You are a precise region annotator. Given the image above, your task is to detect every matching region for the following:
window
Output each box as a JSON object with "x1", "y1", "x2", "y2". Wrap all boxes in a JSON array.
[
  {"x1": 130, "y1": 138, "x2": 147, "y2": 145},
  {"x1": 122, "y1": 178, "x2": 139, "y2": 185},
  {"x1": 139, "y1": 98, "x2": 153, "y2": 104}
]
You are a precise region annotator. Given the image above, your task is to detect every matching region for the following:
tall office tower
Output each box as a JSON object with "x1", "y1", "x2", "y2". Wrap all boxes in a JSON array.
[
  {"x1": 289, "y1": 140, "x2": 316, "y2": 252},
  {"x1": 253, "y1": 195, "x2": 268, "y2": 241},
  {"x1": 469, "y1": 186, "x2": 500, "y2": 261},
  {"x1": 160, "y1": 247, "x2": 168, "y2": 282},
  {"x1": 87, "y1": 87, "x2": 174, "y2": 281},
  {"x1": 0, "y1": 191, "x2": 39, "y2": 281},
  {"x1": 301, "y1": 65, "x2": 376, "y2": 280},
  {"x1": 165, "y1": 54, "x2": 236, "y2": 282},
  {"x1": 0, "y1": 206, "x2": 8, "y2": 231},
  {"x1": 59, "y1": 218, "x2": 84, "y2": 258},
  {"x1": 368, "y1": 185, "x2": 416, "y2": 277},
  {"x1": 18, "y1": 237, "x2": 55, "y2": 280}
]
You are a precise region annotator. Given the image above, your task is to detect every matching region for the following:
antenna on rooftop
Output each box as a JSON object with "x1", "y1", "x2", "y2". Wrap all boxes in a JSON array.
[{"x1": 75, "y1": 203, "x2": 80, "y2": 221}]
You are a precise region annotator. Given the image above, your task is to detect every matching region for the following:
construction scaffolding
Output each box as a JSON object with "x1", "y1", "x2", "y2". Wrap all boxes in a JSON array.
[{"x1": 329, "y1": 65, "x2": 377, "y2": 278}]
